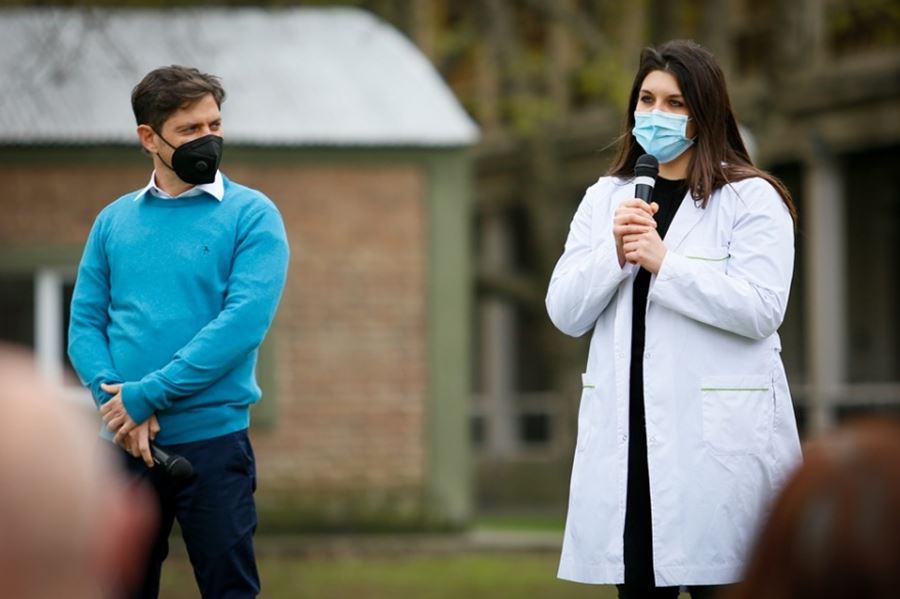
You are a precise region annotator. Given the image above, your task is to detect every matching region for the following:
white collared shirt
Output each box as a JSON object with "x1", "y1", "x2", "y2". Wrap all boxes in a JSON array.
[{"x1": 135, "y1": 170, "x2": 225, "y2": 202}]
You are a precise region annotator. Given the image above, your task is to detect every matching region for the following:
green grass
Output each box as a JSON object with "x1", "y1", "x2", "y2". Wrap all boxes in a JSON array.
[
  {"x1": 159, "y1": 551, "x2": 616, "y2": 599},
  {"x1": 473, "y1": 513, "x2": 567, "y2": 533}
]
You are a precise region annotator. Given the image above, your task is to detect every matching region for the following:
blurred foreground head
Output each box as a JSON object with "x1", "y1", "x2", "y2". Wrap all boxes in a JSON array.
[
  {"x1": 731, "y1": 418, "x2": 900, "y2": 599},
  {"x1": 0, "y1": 345, "x2": 156, "y2": 599}
]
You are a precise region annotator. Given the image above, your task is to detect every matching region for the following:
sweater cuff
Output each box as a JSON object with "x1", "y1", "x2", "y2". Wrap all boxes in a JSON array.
[
  {"x1": 121, "y1": 379, "x2": 165, "y2": 425},
  {"x1": 90, "y1": 380, "x2": 112, "y2": 407},
  {"x1": 90, "y1": 373, "x2": 121, "y2": 407}
]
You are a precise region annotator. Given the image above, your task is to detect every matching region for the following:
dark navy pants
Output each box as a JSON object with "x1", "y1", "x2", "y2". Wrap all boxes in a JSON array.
[{"x1": 121, "y1": 429, "x2": 260, "y2": 599}]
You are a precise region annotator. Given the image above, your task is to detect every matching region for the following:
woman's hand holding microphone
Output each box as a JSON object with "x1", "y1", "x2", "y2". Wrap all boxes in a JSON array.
[{"x1": 613, "y1": 199, "x2": 667, "y2": 273}]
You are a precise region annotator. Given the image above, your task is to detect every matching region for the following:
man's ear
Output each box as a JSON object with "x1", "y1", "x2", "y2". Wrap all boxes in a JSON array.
[{"x1": 136, "y1": 124, "x2": 157, "y2": 155}]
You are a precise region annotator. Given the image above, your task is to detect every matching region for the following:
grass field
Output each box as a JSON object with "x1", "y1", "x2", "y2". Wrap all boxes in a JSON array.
[{"x1": 159, "y1": 550, "x2": 619, "y2": 598}]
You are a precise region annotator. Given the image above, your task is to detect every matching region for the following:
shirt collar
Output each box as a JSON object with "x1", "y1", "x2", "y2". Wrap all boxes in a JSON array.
[{"x1": 135, "y1": 170, "x2": 225, "y2": 202}]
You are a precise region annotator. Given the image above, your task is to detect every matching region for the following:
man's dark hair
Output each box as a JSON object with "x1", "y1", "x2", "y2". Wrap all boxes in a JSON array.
[{"x1": 131, "y1": 65, "x2": 225, "y2": 132}]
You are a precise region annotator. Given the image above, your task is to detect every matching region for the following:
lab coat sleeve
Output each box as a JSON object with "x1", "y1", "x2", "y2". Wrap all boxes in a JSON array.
[
  {"x1": 546, "y1": 185, "x2": 634, "y2": 338},
  {"x1": 648, "y1": 179, "x2": 794, "y2": 340}
]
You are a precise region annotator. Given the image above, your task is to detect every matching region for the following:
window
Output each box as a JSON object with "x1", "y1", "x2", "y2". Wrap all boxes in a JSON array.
[
  {"x1": 845, "y1": 146, "x2": 900, "y2": 383},
  {"x1": 0, "y1": 268, "x2": 92, "y2": 406}
]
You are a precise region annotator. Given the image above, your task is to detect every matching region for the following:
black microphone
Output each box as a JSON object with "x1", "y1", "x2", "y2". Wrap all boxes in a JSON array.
[
  {"x1": 151, "y1": 443, "x2": 194, "y2": 480},
  {"x1": 634, "y1": 154, "x2": 659, "y2": 202}
]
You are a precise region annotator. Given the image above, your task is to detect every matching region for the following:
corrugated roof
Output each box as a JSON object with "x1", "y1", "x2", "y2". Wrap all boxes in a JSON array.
[{"x1": 0, "y1": 7, "x2": 479, "y2": 147}]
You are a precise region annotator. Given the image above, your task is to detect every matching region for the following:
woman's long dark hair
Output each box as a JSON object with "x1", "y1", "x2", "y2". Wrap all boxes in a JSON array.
[{"x1": 609, "y1": 40, "x2": 797, "y2": 222}]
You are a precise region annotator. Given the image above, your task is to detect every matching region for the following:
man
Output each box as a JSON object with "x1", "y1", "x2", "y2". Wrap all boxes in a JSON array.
[
  {"x1": 0, "y1": 345, "x2": 156, "y2": 598},
  {"x1": 68, "y1": 65, "x2": 289, "y2": 598}
]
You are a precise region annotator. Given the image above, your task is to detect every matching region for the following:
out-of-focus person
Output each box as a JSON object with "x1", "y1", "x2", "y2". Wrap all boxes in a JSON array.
[
  {"x1": 0, "y1": 344, "x2": 156, "y2": 598},
  {"x1": 728, "y1": 418, "x2": 900, "y2": 599}
]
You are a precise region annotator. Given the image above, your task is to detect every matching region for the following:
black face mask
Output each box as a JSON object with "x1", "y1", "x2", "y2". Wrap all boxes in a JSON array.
[{"x1": 155, "y1": 132, "x2": 223, "y2": 185}]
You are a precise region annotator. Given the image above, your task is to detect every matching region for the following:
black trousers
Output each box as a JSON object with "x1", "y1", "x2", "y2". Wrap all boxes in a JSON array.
[
  {"x1": 616, "y1": 582, "x2": 728, "y2": 599},
  {"x1": 120, "y1": 429, "x2": 260, "y2": 599},
  {"x1": 622, "y1": 357, "x2": 732, "y2": 599}
]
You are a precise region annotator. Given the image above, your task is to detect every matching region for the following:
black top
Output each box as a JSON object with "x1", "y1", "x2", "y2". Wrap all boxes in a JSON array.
[
  {"x1": 623, "y1": 176, "x2": 688, "y2": 588},
  {"x1": 629, "y1": 177, "x2": 689, "y2": 359}
]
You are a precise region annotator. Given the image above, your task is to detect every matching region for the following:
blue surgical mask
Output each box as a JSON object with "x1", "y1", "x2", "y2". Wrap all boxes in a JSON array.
[{"x1": 632, "y1": 110, "x2": 695, "y2": 164}]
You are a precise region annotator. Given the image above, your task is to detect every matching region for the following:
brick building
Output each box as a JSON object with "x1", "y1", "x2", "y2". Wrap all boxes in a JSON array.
[{"x1": 0, "y1": 7, "x2": 478, "y2": 529}]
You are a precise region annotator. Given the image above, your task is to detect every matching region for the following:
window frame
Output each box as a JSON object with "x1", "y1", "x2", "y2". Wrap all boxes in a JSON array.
[{"x1": 0, "y1": 246, "x2": 92, "y2": 407}]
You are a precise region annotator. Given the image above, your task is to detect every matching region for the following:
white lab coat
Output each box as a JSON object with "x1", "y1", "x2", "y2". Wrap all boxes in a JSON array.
[{"x1": 547, "y1": 175, "x2": 802, "y2": 586}]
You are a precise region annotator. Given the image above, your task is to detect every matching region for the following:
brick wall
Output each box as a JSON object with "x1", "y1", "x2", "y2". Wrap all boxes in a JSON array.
[
  {"x1": 229, "y1": 164, "x2": 428, "y2": 496},
  {"x1": 0, "y1": 163, "x2": 149, "y2": 244}
]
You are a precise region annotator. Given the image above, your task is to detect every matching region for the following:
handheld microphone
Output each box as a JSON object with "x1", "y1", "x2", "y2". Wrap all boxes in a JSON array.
[
  {"x1": 151, "y1": 443, "x2": 194, "y2": 480},
  {"x1": 634, "y1": 154, "x2": 659, "y2": 202}
]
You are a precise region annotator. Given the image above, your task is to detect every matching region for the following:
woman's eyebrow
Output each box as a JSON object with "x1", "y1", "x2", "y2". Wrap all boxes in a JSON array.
[{"x1": 640, "y1": 89, "x2": 684, "y2": 99}]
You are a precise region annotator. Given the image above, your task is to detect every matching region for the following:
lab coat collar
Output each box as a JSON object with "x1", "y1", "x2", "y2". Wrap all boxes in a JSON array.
[{"x1": 664, "y1": 189, "x2": 706, "y2": 251}]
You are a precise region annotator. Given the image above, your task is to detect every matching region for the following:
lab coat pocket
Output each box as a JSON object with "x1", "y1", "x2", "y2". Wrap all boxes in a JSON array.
[
  {"x1": 700, "y1": 374, "x2": 773, "y2": 455},
  {"x1": 682, "y1": 245, "x2": 730, "y2": 271},
  {"x1": 575, "y1": 373, "x2": 596, "y2": 453}
]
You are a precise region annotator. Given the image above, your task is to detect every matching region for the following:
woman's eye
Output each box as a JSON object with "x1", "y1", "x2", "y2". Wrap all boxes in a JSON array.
[{"x1": 640, "y1": 96, "x2": 653, "y2": 103}]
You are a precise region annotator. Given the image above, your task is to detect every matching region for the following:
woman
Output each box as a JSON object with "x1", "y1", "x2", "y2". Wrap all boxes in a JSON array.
[{"x1": 546, "y1": 40, "x2": 802, "y2": 598}]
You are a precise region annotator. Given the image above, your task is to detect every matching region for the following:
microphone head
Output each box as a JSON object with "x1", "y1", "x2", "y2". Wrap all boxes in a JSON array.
[
  {"x1": 166, "y1": 456, "x2": 194, "y2": 480},
  {"x1": 635, "y1": 154, "x2": 659, "y2": 178}
]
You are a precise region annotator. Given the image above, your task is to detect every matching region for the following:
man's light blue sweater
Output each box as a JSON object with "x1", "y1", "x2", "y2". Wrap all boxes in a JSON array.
[{"x1": 68, "y1": 175, "x2": 289, "y2": 445}]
